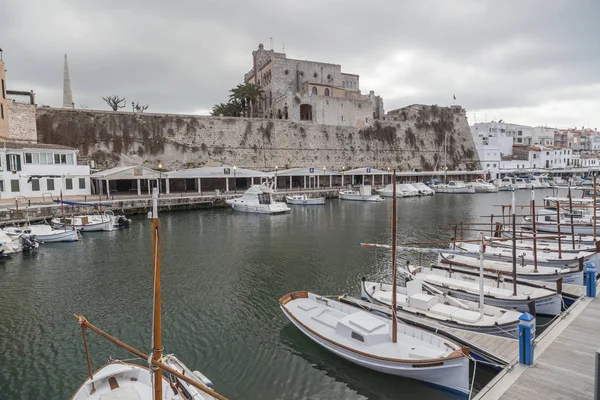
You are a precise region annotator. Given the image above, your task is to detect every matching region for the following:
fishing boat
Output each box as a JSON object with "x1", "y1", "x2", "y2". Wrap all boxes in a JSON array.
[
  {"x1": 523, "y1": 208, "x2": 599, "y2": 236},
  {"x1": 431, "y1": 181, "x2": 476, "y2": 194},
  {"x1": 226, "y1": 183, "x2": 290, "y2": 214},
  {"x1": 467, "y1": 179, "x2": 499, "y2": 193},
  {"x1": 0, "y1": 229, "x2": 36, "y2": 253},
  {"x1": 71, "y1": 188, "x2": 224, "y2": 400},
  {"x1": 438, "y1": 253, "x2": 584, "y2": 285},
  {"x1": 406, "y1": 264, "x2": 563, "y2": 316},
  {"x1": 339, "y1": 185, "x2": 383, "y2": 202},
  {"x1": 52, "y1": 215, "x2": 113, "y2": 231},
  {"x1": 361, "y1": 279, "x2": 521, "y2": 337},
  {"x1": 279, "y1": 291, "x2": 470, "y2": 395},
  {"x1": 5, "y1": 224, "x2": 79, "y2": 243},
  {"x1": 453, "y1": 241, "x2": 597, "y2": 268},
  {"x1": 280, "y1": 170, "x2": 470, "y2": 397},
  {"x1": 285, "y1": 194, "x2": 326, "y2": 205}
]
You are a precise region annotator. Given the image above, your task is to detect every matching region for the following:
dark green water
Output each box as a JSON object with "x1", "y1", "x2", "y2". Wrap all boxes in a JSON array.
[{"x1": 0, "y1": 190, "x2": 556, "y2": 399}]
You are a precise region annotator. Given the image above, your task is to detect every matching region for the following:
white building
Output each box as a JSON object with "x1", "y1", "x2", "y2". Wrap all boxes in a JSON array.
[
  {"x1": 532, "y1": 126, "x2": 558, "y2": 146},
  {"x1": 471, "y1": 122, "x2": 533, "y2": 146},
  {"x1": 499, "y1": 146, "x2": 573, "y2": 171},
  {"x1": 0, "y1": 142, "x2": 90, "y2": 199}
]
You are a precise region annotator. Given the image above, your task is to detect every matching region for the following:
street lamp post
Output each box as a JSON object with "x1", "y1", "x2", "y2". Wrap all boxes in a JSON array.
[
  {"x1": 341, "y1": 167, "x2": 345, "y2": 187},
  {"x1": 323, "y1": 167, "x2": 326, "y2": 188},
  {"x1": 233, "y1": 165, "x2": 237, "y2": 194},
  {"x1": 444, "y1": 166, "x2": 448, "y2": 184},
  {"x1": 387, "y1": 167, "x2": 391, "y2": 184},
  {"x1": 275, "y1": 165, "x2": 278, "y2": 190},
  {"x1": 158, "y1": 163, "x2": 163, "y2": 197}
]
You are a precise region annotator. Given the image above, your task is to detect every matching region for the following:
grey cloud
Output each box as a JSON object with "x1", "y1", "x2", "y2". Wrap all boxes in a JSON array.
[{"x1": 0, "y1": 0, "x2": 598, "y2": 127}]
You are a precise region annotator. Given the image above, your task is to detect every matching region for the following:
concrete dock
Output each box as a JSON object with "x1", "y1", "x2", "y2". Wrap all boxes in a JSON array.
[{"x1": 474, "y1": 286, "x2": 600, "y2": 400}]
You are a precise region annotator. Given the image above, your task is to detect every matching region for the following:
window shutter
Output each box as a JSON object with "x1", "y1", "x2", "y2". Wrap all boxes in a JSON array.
[{"x1": 16, "y1": 155, "x2": 21, "y2": 171}]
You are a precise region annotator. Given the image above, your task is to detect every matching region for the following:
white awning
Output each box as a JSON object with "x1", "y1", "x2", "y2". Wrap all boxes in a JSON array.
[
  {"x1": 275, "y1": 167, "x2": 339, "y2": 176},
  {"x1": 167, "y1": 165, "x2": 273, "y2": 179},
  {"x1": 91, "y1": 165, "x2": 162, "y2": 180}
]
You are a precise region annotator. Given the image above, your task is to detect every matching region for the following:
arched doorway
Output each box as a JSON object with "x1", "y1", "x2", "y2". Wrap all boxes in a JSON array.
[{"x1": 300, "y1": 104, "x2": 312, "y2": 121}]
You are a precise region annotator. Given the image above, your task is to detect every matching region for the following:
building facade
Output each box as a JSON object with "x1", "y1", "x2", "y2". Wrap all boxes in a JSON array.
[
  {"x1": 0, "y1": 142, "x2": 90, "y2": 199},
  {"x1": 243, "y1": 44, "x2": 382, "y2": 127}
]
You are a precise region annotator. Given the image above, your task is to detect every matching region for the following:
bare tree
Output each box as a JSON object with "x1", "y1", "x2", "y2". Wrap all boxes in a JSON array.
[
  {"x1": 134, "y1": 102, "x2": 149, "y2": 113},
  {"x1": 102, "y1": 95, "x2": 127, "y2": 111},
  {"x1": 80, "y1": 104, "x2": 88, "y2": 109}
]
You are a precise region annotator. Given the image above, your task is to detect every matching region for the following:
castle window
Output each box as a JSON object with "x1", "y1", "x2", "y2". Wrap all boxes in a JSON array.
[
  {"x1": 299, "y1": 71, "x2": 304, "y2": 77},
  {"x1": 324, "y1": 88, "x2": 330, "y2": 96},
  {"x1": 358, "y1": 103, "x2": 362, "y2": 108},
  {"x1": 1, "y1": 79, "x2": 4, "y2": 99},
  {"x1": 341, "y1": 116, "x2": 344, "y2": 121},
  {"x1": 313, "y1": 72, "x2": 318, "y2": 78},
  {"x1": 327, "y1": 74, "x2": 332, "y2": 80},
  {"x1": 0, "y1": 104, "x2": 3, "y2": 120},
  {"x1": 312, "y1": 87, "x2": 318, "y2": 95},
  {"x1": 284, "y1": 69, "x2": 289, "y2": 75}
]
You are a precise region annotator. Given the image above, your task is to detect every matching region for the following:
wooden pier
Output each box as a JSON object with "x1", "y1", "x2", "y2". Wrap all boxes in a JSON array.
[
  {"x1": 340, "y1": 296, "x2": 519, "y2": 366},
  {"x1": 474, "y1": 289, "x2": 600, "y2": 400}
]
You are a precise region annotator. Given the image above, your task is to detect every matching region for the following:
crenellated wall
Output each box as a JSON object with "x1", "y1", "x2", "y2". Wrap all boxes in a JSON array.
[{"x1": 36, "y1": 104, "x2": 479, "y2": 172}]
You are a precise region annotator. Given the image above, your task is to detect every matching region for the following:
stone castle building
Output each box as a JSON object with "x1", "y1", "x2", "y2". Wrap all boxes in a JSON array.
[
  {"x1": 244, "y1": 44, "x2": 384, "y2": 127},
  {"x1": 0, "y1": 57, "x2": 8, "y2": 140}
]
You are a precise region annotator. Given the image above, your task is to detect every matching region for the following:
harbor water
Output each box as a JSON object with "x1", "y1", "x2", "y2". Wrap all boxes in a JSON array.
[{"x1": 0, "y1": 189, "x2": 559, "y2": 399}]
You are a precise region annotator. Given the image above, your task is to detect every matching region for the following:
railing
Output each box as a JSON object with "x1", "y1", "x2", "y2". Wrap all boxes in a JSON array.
[{"x1": 41, "y1": 192, "x2": 54, "y2": 202}]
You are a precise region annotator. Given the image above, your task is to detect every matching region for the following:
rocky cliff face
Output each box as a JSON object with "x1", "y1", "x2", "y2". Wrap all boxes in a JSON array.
[{"x1": 36, "y1": 105, "x2": 478, "y2": 171}]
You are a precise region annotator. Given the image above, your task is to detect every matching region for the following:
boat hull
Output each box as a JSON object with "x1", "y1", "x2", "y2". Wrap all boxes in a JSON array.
[
  {"x1": 339, "y1": 193, "x2": 383, "y2": 202},
  {"x1": 35, "y1": 229, "x2": 79, "y2": 242},
  {"x1": 230, "y1": 202, "x2": 290, "y2": 214},
  {"x1": 285, "y1": 196, "x2": 326, "y2": 205},
  {"x1": 433, "y1": 187, "x2": 476, "y2": 194},
  {"x1": 280, "y1": 305, "x2": 470, "y2": 396}
]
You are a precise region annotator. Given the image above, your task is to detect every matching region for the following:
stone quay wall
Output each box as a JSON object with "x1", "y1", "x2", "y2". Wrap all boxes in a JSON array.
[{"x1": 36, "y1": 104, "x2": 479, "y2": 172}]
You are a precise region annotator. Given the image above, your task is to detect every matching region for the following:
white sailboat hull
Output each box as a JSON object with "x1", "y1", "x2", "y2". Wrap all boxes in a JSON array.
[
  {"x1": 35, "y1": 229, "x2": 79, "y2": 242},
  {"x1": 229, "y1": 202, "x2": 290, "y2": 214},
  {"x1": 280, "y1": 292, "x2": 470, "y2": 396},
  {"x1": 433, "y1": 187, "x2": 476, "y2": 194}
]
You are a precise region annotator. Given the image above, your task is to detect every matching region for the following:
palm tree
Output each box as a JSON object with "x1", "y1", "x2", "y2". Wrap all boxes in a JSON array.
[
  {"x1": 211, "y1": 103, "x2": 229, "y2": 116},
  {"x1": 229, "y1": 83, "x2": 264, "y2": 118}
]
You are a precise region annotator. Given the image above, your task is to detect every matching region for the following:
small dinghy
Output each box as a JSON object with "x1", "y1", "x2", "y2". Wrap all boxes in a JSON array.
[
  {"x1": 362, "y1": 279, "x2": 521, "y2": 337},
  {"x1": 280, "y1": 291, "x2": 470, "y2": 396},
  {"x1": 285, "y1": 194, "x2": 326, "y2": 205}
]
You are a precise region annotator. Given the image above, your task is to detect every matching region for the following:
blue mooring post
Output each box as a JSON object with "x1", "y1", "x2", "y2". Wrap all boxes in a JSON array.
[
  {"x1": 518, "y1": 312, "x2": 535, "y2": 365},
  {"x1": 586, "y1": 262, "x2": 597, "y2": 298}
]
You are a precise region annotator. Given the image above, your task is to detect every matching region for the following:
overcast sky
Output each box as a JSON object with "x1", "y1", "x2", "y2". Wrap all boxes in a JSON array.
[{"x1": 1, "y1": 0, "x2": 598, "y2": 129}]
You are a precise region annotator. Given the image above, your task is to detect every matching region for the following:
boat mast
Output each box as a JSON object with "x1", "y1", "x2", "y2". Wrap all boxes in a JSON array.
[
  {"x1": 594, "y1": 174, "x2": 597, "y2": 243},
  {"x1": 531, "y1": 188, "x2": 538, "y2": 273},
  {"x1": 391, "y1": 169, "x2": 398, "y2": 343},
  {"x1": 511, "y1": 189, "x2": 517, "y2": 296},
  {"x1": 568, "y1": 186, "x2": 575, "y2": 248},
  {"x1": 151, "y1": 187, "x2": 163, "y2": 400},
  {"x1": 478, "y1": 233, "x2": 484, "y2": 320}
]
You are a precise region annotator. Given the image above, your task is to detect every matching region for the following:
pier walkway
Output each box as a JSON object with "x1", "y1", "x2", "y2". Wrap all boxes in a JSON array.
[{"x1": 474, "y1": 289, "x2": 600, "y2": 400}]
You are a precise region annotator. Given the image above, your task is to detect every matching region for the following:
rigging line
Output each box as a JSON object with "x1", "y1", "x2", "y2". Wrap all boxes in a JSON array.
[{"x1": 468, "y1": 358, "x2": 477, "y2": 400}]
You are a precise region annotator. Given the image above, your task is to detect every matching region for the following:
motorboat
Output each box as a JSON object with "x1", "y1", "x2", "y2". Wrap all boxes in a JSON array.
[
  {"x1": 226, "y1": 183, "x2": 290, "y2": 214},
  {"x1": 529, "y1": 175, "x2": 550, "y2": 188},
  {"x1": 377, "y1": 184, "x2": 414, "y2": 198},
  {"x1": 411, "y1": 182, "x2": 435, "y2": 196},
  {"x1": 5, "y1": 224, "x2": 79, "y2": 243},
  {"x1": 513, "y1": 178, "x2": 529, "y2": 189},
  {"x1": 0, "y1": 229, "x2": 36, "y2": 254},
  {"x1": 438, "y1": 253, "x2": 584, "y2": 285},
  {"x1": 431, "y1": 181, "x2": 475, "y2": 194},
  {"x1": 495, "y1": 177, "x2": 514, "y2": 191},
  {"x1": 102, "y1": 210, "x2": 132, "y2": 228},
  {"x1": 523, "y1": 208, "x2": 599, "y2": 236},
  {"x1": 285, "y1": 194, "x2": 326, "y2": 205},
  {"x1": 279, "y1": 291, "x2": 470, "y2": 396},
  {"x1": 361, "y1": 279, "x2": 521, "y2": 337},
  {"x1": 467, "y1": 179, "x2": 499, "y2": 193},
  {"x1": 407, "y1": 264, "x2": 562, "y2": 316},
  {"x1": 399, "y1": 184, "x2": 420, "y2": 196},
  {"x1": 339, "y1": 185, "x2": 383, "y2": 202}
]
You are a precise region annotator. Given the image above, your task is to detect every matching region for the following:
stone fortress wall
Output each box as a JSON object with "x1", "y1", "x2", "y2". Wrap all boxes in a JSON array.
[{"x1": 36, "y1": 104, "x2": 479, "y2": 172}]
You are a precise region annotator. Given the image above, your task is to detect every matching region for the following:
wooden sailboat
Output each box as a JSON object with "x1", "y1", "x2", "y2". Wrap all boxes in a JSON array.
[
  {"x1": 279, "y1": 170, "x2": 471, "y2": 396},
  {"x1": 71, "y1": 188, "x2": 225, "y2": 400}
]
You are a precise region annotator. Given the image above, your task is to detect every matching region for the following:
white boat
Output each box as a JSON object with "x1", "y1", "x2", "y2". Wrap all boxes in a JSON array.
[
  {"x1": 439, "y1": 253, "x2": 584, "y2": 285},
  {"x1": 432, "y1": 181, "x2": 476, "y2": 194},
  {"x1": 279, "y1": 291, "x2": 470, "y2": 396},
  {"x1": 5, "y1": 224, "x2": 79, "y2": 243},
  {"x1": 361, "y1": 279, "x2": 521, "y2": 337},
  {"x1": 72, "y1": 188, "x2": 221, "y2": 400},
  {"x1": 285, "y1": 194, "x2": 326, "y2": 205},
  {"x1": 523, "y1": 208, "x2": 599, "y2": 236},
  {"x1": 0, "y1": 229, "x2": 29, "y2": 254},
  {"x1": 467, "y1": 179, "x2": 499, "y2": 193},
  {"x1": 454, "y1": 241, "x2": 596, "y2": 268},
  {"x1": 377, "y1": 184, "x2": 414, "y2": 198},
  {"x1": 412, "y1": 182, "x2": 435, "y2": 196},
  {"x1": 399, "y1": 183, "x2": 420, "y2": 196},
  {"x1": 339, "y1": 185, "x2": 383, "y2": 202},
  {"x1": 226, "y1": 183, "x2": 290, "y2": 214},
  {"x1": 529, "y1": 175, "x2": 550, "y2": 188},
  {"x1": 407, "y1": 264, "x2": 562, "y2": 316},
  {"x1": 513, "y1": 178, "x2": 529, "y2": 189},
  {"x1": 494, "y1": 177, "x2": 514, "y2": 191},
  {"x1": 52, "y1": 215, "x2": 113, "y2": 231}
]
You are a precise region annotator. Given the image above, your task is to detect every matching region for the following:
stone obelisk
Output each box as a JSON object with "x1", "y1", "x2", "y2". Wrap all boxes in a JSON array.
[{"x1": 63, "y1": 54, "x2": 73, "y2": 108}]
